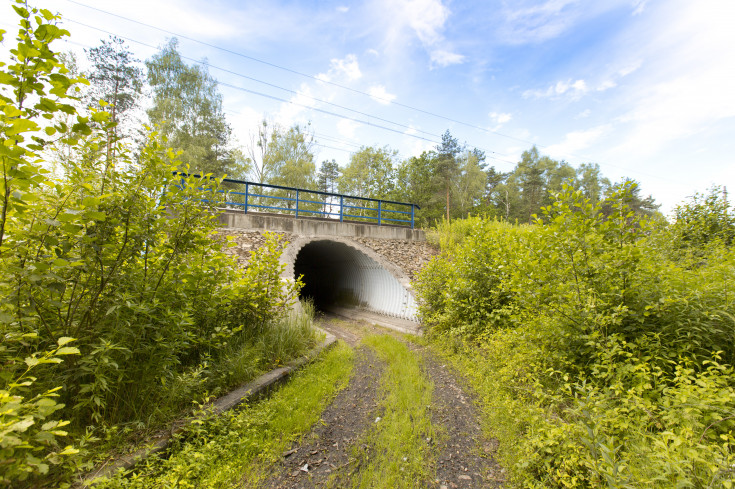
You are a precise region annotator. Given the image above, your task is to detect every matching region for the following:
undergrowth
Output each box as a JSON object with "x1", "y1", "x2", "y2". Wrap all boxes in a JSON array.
[
  {"x1": 94, "y1": 341, "x2": 354, "y2": 488},
  {"x1": 417, "y1": 184, "x2": 735, "y2": 488},
  {"x1": 0, "y1": 6, "x2": 318, "y2": 485}
]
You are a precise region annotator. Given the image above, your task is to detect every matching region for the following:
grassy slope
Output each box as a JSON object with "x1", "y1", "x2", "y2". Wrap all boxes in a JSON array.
[{"x1": 96, "y1": 341, "x2": 354, "y2": 489}]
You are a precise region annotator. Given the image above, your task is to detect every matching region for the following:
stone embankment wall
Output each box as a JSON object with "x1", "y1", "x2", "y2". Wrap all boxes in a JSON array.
[{"x1": 220, "y1": 230, "x2": 438, "y2": 282}]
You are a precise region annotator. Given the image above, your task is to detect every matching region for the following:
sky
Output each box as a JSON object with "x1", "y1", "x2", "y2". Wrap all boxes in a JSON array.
[{"x1": 1, "y1": 0, "x2": 734, "y2": 214}]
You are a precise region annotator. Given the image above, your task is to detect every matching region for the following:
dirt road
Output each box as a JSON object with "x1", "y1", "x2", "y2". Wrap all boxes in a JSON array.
[{"x1": 260, "y1": 315, "x2": 504, "y2": 489}]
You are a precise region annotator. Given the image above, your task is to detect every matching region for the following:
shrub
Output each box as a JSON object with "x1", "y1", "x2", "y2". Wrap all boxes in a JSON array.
[
  {"x1": 419, "y1": 183, "x2": 735, "y2": 488},
  {"x1": 0, "y1": 4, "x2": 310, "y2": 485}
]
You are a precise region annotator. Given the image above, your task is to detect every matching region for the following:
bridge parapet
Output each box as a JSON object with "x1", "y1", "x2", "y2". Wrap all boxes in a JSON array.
[{"x1": 218, "y1": 209, "x2": 426, "y2": 241}]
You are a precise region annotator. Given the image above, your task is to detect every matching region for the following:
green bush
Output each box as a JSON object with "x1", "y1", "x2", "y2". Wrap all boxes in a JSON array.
[
  {"x1": 0, "y1": 4, "x2": 311, "y2": 485},
  {"x1": 419, "y1": 183, "x2": 735, "y2": 488}
]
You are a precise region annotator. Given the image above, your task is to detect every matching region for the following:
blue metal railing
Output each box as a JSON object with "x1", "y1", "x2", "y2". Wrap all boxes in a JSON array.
[{"x1": 175, "y1": 174, "x2": 420, "y2": 229}]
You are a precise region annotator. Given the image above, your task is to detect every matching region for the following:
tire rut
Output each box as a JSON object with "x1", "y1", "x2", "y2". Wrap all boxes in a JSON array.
[
  {"x1": 261, "y1": 346, "x2": 385, "y2": 489},
  {"x1": 259, "y1": 317, "x2": 505, "y2": 488},
  {"x1": 411, "y1": 343, "x2": 505, "y2": 488}
]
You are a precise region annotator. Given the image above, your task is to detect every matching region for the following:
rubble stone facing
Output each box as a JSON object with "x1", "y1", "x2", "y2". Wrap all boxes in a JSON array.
[
  {"x1": 218, "y1": 230, "x2": 438, "y2": 280},
  {"x1": 352, "y1": 237, "x2": 438, "y2": 281},
  {"x1": 219, "y1": 230, "x2": 292, "y2": 266}
]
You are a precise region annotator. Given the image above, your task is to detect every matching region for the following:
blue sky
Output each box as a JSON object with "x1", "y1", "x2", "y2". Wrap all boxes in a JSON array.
[{"x1": 2, "y1": 0, "x2": 734, "y2": 213}]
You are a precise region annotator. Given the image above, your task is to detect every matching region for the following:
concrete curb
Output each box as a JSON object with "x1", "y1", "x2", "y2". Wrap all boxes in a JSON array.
[{"x1": 81, "y1": 329, "x2": 337, "y2": 486}]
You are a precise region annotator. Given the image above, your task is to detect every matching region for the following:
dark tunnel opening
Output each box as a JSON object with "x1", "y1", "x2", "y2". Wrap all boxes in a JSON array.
[
  {"x1": 294, "y1": 240, "x2": 357, "y2": 312},
  {"x1": 292, "y1": 240, "x2": 418, "y2": 321},
  {"x1": 294, "y1": 241, "x2": 340, "y2": 311}
]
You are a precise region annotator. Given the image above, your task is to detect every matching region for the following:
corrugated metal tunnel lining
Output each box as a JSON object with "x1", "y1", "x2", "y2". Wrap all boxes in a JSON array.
[{"x1": 294, "y1": 240, "x2": 418, "y2": 322}]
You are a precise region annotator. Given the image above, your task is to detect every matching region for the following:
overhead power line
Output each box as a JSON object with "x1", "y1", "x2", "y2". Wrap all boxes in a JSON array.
[
  {"x1": 62, "y1": 0, "x2": 533, "y2": 146},
  {"x1": 8, "y1": 1, "x2": 694, "y2": 186},
  {"x1": 61, "y1": 4, "x2": 671, "y2": 175},
  {"x1": 62, "y1": 18, "x2": 519, "y2": 164}
]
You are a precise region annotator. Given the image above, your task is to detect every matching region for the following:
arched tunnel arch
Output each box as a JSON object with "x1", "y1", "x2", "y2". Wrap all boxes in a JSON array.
[{"x1": 287, "y1": 239, "x2": 419, "y2": 323}]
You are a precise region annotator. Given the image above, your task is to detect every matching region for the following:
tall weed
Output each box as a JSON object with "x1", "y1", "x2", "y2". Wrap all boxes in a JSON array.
[
  {"x1": 419, "y1": 183, "x2": 735, "y2": 488},
  {"x1": 0, "y1": 6, "x2": 310, "y2": 485}
]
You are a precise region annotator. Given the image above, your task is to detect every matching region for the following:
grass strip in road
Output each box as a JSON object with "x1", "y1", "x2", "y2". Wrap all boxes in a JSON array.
[
  {"x1": 338, "y1": 334, "x2": 438, "y2": 489},
  {"x1": 95, "y1": 341, "x2": 354, "y2": 489}
]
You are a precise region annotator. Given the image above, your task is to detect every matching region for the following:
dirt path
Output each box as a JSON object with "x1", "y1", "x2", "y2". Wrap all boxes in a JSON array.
[
  {"x1": 263, "y1": 346, "x2": 385, "y2": 489},
  {"x1": 260, "y1": 315, "x2": 503, "y2": 489},
  {"x1": 411, "y1": 343, "x2": 504, "y2": 488}
]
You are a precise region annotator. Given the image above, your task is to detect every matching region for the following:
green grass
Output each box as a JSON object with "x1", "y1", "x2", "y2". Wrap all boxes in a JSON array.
[
  {"x1": 332, "y1": 334, "x2": 438, "y2": 489},
  {"x1": 87, "y1": 305, "x2": 323, "y2": 464},
  {"x1": 95, "y1": 341, "x2": 354, "y2": 489}
]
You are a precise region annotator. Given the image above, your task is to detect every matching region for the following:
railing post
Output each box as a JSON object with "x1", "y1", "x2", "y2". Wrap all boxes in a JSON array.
[
  {"x1": 340, "y1": 195, "x2": 344, "y2": 222},
  {"x1": 411, "y1": 204, "x2": 415, "y2": 229},
  {"x1": 295, "y1": 190, "x2": 300, "y2": 218},
  {"x1": 378, "y1": 201, "x2": 382, "y2": 226},
  {"x1": 244, "y1": 183, "x2": 249, "y2": 213}
]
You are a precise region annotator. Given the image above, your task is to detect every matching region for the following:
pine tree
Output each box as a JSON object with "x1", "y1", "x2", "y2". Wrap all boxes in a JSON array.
[
  {"x1": 146, "y1": 38, "x2": 245, "y2": 177},
  {"x1": 85, "y1": 36, "x2": 144, "y2": 157}
]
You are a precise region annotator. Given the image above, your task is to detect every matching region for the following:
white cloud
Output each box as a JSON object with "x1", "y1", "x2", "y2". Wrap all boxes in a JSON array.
[
  {"x1": 407, "y1": 137, "x2": 434, "y2": 157},
  {"x1": 497, "y1": 1, "x2": 638, "y2": 45},
  {"x1": 430, "y1": 50, "x2": 465, "y2": 67},
  {"x1": 523, "y1": 78, "x2": 588, "y2": 99},
  {"x1": 331, "y1": 54, "x2": 363, "y2": 81},
  {"x1": 618, "y1": 61, "x2": 642, "y2": 77},
  {"x1": 403, "y1": 0, "x2": 450, "y2": 45},
  {"x1": 489, "y1": 112, "x2": 512, "y2": 131},
  {"x1": 368, "y1": 85, "x2": 397, "y2": 105},
  {"x1": 337, "y1": 6, "x2": 349, "y2": 13},
  {"x1": 631, "y1": 0, "x2": 648, "y2": 15},
  {"x1": 490, "y1": 112, "x2": 513, "y2": 125},
  {"x1": 276, "y1": 83, "x2": 316, "y2": 127},
  {"x1": 607, "y1": 0, "x2": 735, "y2": 160},
  {"x1": 331, "y1": 54, "x2": 363, "y2": 82},
  {"x1": 229, "y1": 106, "x2": 264, "y2": 141},
  {"x1": 488, "y1": 112, "x2": 513, "y2": 131},
  {"x1": 523, "y1": 77, "x2": 621, "y2": 100},
  {"x1": 547, "y1": 125, "x2": 612, "y2": 158},
  {"x1": 315, "y1": 54, "x2": 362, "y2": 84},
  {"x1": 500, "y1": 0, "x2": 579, "y2": 44},
  {"x1": 596, "y1": 80, "x2": 617, "y2": 91},
  {"x1": 378, "y1": 0, "x2": 464, "y2": 68},
  {"x1": 336, "y1": 119, "x2": 360, "y2": 139},
  {"x1": 576, "y1": 109, "x2": 591, "y2": 118}
]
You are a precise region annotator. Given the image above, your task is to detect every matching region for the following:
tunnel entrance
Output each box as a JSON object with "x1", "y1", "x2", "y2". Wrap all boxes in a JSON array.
[{"x1": 293, "y1": 240, "x2": 418, "y2": 322}]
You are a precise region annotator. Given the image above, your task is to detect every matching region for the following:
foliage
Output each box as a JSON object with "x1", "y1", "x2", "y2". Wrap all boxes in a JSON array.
[
  {"x1": 265, "y1": 123, "x2": 316, "y2": 190},
  {"x1": 146, "y1": 38, "x2": 246, "y2": 178},
  {"x1": 339, "y1": 145, "x2": 396, "y2": 199},
  {"x1": 0, "y1": 337, "x2": 80, "y2": 484},
  {"x1": 418, "y1": 183, "x2": 735, "y2": 488},
  {"x1": 0, "y1": 4, "x2": 88, "y2": 480},
  {"x1": 246, "y1": 119, "x2": 274, "y2": 184},
  {"x1": 317, "y1": 158, "x2": 340, "y2": 194},
  {"x1": 672, "y1": 185, "x2": 734, "y2": 249},
  {"x1": 394, "y1": 151, "x2": 438, "y2": 225},
  {"x1": 316, "y1": 158, "x2": 340, "y2": 216},
  {"x1": 452, "y1": 150, "x2": 486, "y2": 216},
  {"x1": 0, "y1": 6, "x2": 312, "y2": 485},
  {"x1": 85, "y1": 35, "x2": 144, "y2": 150},
  {"x1": 95, "y1": 341, "x2": 354, "y2": 488}
]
